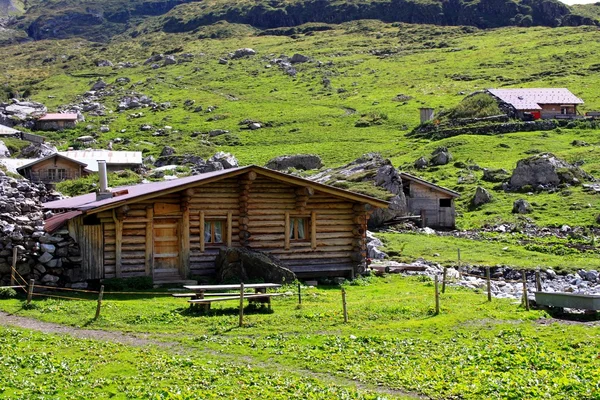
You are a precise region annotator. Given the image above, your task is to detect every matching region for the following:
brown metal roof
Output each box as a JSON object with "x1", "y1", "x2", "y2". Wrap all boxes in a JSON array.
[
  {"x1": 43, "y1": 165, "x2": 390, "y2": 213},
  {"x1": 487, "y1": 88, "x2": 584, "y2": 111},
  {"x1": 400, "y1": 173, "x2": 460, "y2": 198},
  {"x1": 38, "y1": 113, "x2": 78, "y2": 121},
  {"x1": 17, "y1": 153, "x2": 88, "y2": 172},
  {"x1": 44, "y1": 210, "x2": 82, "y2": 233}
]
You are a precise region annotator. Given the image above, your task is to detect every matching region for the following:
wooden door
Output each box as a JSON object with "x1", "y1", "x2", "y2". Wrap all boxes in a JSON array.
[
  {"x1": 81, "y1": 224, "x2": 103, "y2": 279},
  {"x1": 153, "y1": 218, "x2": 181, "y2": 280}
]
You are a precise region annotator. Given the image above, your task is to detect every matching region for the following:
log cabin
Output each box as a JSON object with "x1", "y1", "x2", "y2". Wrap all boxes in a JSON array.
[
  {"x1": 487, "y1": 88, "x2": 584, "y2": 120},
  {"x1": 17, "y1": 153, "x2": 91, "y2": 184},
  {"x1": 400, "y1": 172, "x2": 459, "y2": 229},
  {"x1": 43, "y1": 163, "x2": 388, "y2": 283}
]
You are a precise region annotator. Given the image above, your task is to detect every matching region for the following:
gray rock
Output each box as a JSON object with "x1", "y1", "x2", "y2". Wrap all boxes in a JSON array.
[
  {"x1": 209, "y1": 152, "x2": 238, "y2": 169},
  {"x1": 20, "y1": 142, "x2": 57, "y2": 158},
  {"x1": 249, "y1": 122, "x2": 262, "y2": 130},
  {"x1": 144, "y1": 54, "x2": 163, "y2": 65},
  {"x1": 71, "y1": 282, "x2": 88, "y2": 289},
  {"x1": 290, "y1": 53, "x2": 310, "y2": 63},
  {"x1": 41, "y1": 274, "x2": 59, "y2": 283},
  {"x1": 96, "y1": 60, "x2": 113, "y2": 67},
  {"x1": 230, "y1": 48, "x2": 257, "y2": 59},
  {"x1": 472, "y1": 186, "x2": 492, "y2": 207},
  {"x1": 0, "y1": 140, "x2": 10, "y2": 157},
  {"x1": 215, "y1": 247, "x2": 296, "y2": 284},
  {"x1": 430, "y1": 147, "x2": 452, "y2": 166},
  {"x1": 509, "y1": 153, "x2": 590, "y2": 190},
  {"x1": 265, "y1": 154, "x2": 323, "y2": 171},
  {"x1": 414, "y1": 156, "x2": 428, "y2": 169},
  {"x1": 38, "y1": 252, "x2": 53, "y2": 264},
  {"x1": 163, "y1": 55, "x2": 177, "y2": 66},
  {"x1": 160, "y1": 146, "x2": 176, "y2": 157},
  {"x1": 99, "y1": 125, "x2": 110, "y2": 133},
  {"x1": 40, "y1": 243, "x2": 56, "y2": 254},
  {"x1": 208, "y1": 129, "x2": 229, "y2": 137},
  {"x1": 482, "y1": 168, "x2": 510, "y2": 183},
  {"x1": 218, "y1": 58, "x2": 228, "y2": 65},
  {"x1": 91, "y1": 80, "x2": 107, "y2": 91},
  {"x1": 512, "y1": 199, "x2": 532, "y2": 214}
]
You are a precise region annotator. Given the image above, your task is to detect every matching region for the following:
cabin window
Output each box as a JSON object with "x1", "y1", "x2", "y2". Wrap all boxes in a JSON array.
[
  {"x1": 439, "y1": 199, "x2": 452, "y2": 208},
  {"x1": 47, "y1": 169, "x2": 57, "y2": 181},
  {"x1": 402, "y1": 181, "x2": 411, "y2": 197},
  {"x1": 57, "y1": 169, "x2": 66, "y2": 180},
  {"x1": 289, "y1": 217, "x2": 309, "y2": 241},
  {"x1": 204, "y1": 220, "x2": 224, "y2": 244},
  {"x1": 83, "y1": 215, "x2": 101, "y2": 226}
]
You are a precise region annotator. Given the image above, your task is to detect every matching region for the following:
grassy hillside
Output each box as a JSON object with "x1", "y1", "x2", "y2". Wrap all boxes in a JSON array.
[{"x1": 3, "y1": 22, "x2": 600, "y2": 229}]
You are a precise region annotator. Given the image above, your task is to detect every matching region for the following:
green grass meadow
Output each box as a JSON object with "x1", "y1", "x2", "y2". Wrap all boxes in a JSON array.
[{"x1": 1, "y1": 276, "x2": 599, "y2": 399}]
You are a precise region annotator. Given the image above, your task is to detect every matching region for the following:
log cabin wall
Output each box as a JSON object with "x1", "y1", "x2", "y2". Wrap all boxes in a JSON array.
[
  {"x1": 405, "y1": 180, "x2": 455, "y2": 229},
  {"x1": 82, "y1": 173, "x2": 370, "y2": 281}
]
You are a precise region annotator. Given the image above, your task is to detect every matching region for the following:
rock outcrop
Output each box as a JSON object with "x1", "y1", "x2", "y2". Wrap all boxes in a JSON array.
[
  {"x1": 265, "y1": 154, "x2": 323, "y2": 171},
  {"x1": 472, "y1": 186, "x2": 492, "y2": 207},
  {"x1": 215, "y1": 247, "x2": 296, "y2": 284},
  {"x1": 508, "y1": 153, "x2": 592, "y2": 191}
]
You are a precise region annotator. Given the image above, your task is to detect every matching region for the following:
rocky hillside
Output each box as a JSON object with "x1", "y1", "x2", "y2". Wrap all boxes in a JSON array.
[{"x1": 1, "y1": 0, "x2": 597, "y2": 42}]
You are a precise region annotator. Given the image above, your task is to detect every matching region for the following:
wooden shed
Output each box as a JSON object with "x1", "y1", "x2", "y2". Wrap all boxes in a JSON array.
[
  {"x1": 43, "y1": 165, "x2": 388, "y2": 283},
  {"x1": 17, "y1": 153, "x2": 90, "y2": 184},
  {"x1": 400, "y1": 173, "x2": 460, "y2": 229}
]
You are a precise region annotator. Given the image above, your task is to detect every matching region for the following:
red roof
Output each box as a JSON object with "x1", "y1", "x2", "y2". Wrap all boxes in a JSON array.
[
  {"x1": 38, "y1": 113, "x2": 78, "y2": 121},
  {"x1": 44, "y1": 210, "x2": 82, "y2": 233},
  {"x1": 43, "y1": 165, "x2": 389, "y2": 213}
]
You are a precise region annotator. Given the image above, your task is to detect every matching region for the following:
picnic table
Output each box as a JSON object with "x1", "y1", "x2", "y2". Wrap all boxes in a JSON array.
[{"x1": 174, "y1": 283, "x2": 283, "y2": 311}]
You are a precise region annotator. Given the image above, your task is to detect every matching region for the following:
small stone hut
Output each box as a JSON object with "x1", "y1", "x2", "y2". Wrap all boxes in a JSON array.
[
  {"x1": 35, "y1": 113, "x2": 78, "y2": 131},
  {"x1": 43, "y1": 165, "x2": 388, "y2": 283}
]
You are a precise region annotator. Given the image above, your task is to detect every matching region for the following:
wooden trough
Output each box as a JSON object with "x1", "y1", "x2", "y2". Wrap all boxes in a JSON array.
[{"x1": 535, "y1": 291, "x2": 600, "y2": 311}]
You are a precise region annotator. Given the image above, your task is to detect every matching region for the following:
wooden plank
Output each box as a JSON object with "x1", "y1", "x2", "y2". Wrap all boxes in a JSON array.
[
  {"x1": 145, "y1": 207, "x2": 153, "y2": 276},
  {"x1": 115, "y1": 216, "x2": 123, "y2": 278},
  {"x1": 311, "y1": 211, "x2": 317, "y2": 250},
  {"x1": 284, "y1": 212, "x2": 290, "y2": 250},
  {"x1": 227, "y1": 211, "x2": 232, "y2": 247},
  {"x1": 182, "y1": 205, "x2": 190, "y2": 277},
  {"x1": 199, "y1": 211, "x2": 205, "y2": 253}
]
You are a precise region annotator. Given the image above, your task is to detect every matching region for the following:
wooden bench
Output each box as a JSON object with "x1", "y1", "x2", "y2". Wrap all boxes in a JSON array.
[{"x1": 188, "y1": 293, "x2": 285, "y2": 311}]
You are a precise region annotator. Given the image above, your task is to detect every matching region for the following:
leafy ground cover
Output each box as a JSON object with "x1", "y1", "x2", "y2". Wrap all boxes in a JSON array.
[{"x1": 1, "y1": 276, "x2": 599, "y2": 399}]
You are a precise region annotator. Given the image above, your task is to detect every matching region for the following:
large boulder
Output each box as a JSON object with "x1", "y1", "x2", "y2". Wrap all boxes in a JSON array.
[
  {"x1": 482, "y1": 168, "x2": 510, "y2": 182},
  {"x1": 20, "y1": 142, "x2": 57, "y2": 158},
  {"x1": 209, "y1": 152, "x2": 238, "y2": 169},
  {"x1": 230, "y1": 48, "x2": 257, "y2": 59},
  {"x1": 509, "y1": 153, "x2": 591, "y2": 191},
  {"x1": 430, "y1": 147, "x2": 452, "y2": 166},
  {"x1": 265, "y1": 154, "x2": 322, "y2": 171},
  {"x1": 0, "y1": 140, "x2": 10, "y2": 157},
  {"x1": 215, "y1": 247, "x2": 296, "y2": 284},
  {"x1": 471, "y1": 186, "x2": 492, "y2": 207},
  {"x1": 512, "y1": 199, "x2": 532, "y2": 214}
]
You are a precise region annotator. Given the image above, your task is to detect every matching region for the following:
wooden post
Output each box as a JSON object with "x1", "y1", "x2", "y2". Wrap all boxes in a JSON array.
[
  {"x1": 310, "y1": 211, "x2": 317, "y2": 250},
  {"x1": 182, "y1": 205, "x2": 190, "y2": 278},
  {"x1": 434, "y1": 275, "x2": 440, "y2": 315},
  {"x1": 486, "y1": 267, "x2": 492, "y2": 302},
  {"x1": 26, "y1": 279, "x2": 34, "y2": 305},
  {"x1": 535, "y1": 270, "x2": 542, "y2": 292},
  {"x1": 420, "y1": 209, "x2": 426, "y2": 228},
  {"x1": 341, "y1": 288, "x2": 348, "y2": 323},
  {"x1": 522, "y1": 270, "x2": 529, "y2": 311},
  {"x1": 10, "y1": 247, "x2": 17, "y2": 286},
  {"x1": 457, "y1": 248, "x2": 462, "y2": 278},
  {"x1": 297, "y1": 282, "x2": 302, "y2": 304},
  {"x1": 442, "y1": 267, "x2": 447, "y2": 294},
  {"x1": 227, "y1": 211, "x2": 233, "y2": 247},
  {"x1": 95, "y1": 285, "x2": 104, "y2": 320},
  {"x1": 239, "y1": 282, "x2": 245, "y2": 327}
]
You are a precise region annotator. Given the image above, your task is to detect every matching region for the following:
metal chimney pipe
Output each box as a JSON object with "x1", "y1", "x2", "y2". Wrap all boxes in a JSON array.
[{"x1": 96, "y1": 160, "x2": 112, "y2": 200}]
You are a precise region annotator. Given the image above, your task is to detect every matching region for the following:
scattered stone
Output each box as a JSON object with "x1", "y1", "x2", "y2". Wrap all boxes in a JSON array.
[
  {"x1": 265, "y1": 154, "x2": 323, "y2": 171},
  {"x1": 91, "y1": 80, "x2": 107, "y2": 91},
  {"x1": 209, "y1": 152, "x2": 238, "y2": 169},
  {"x1": 414, "y1": 156, "x2": 428, "y2": 169},
  {"x1": 430, "y1": 147, "x2": 452, "y2": 166},
  {"x1": 160, "y1": 146, "x2": 176, "y2": 157},
  {"x1": 163, "y1": 55, "x2": 177, "y2": 66},
  {"x1": 0, "y1": 141, "x2": 10, "y2": 158},
  {"x1": 230, "y1": 48, "x2": 257, "y2": 59},
  {"x1": 290, "y1": 53, "x2": 310, "y2": 63},
  {"x1": 512, "y1": 199, "x2": 532, "y2": 214},
  {"x1": 218, "y1": 58, "x2": 228, "y2": 65},
  {"x1": 472, "y1": 186, "x2": 492, "y2": 207},
  {"x1": 482, "y1": 168, "x2": 510, "y2": 183},
  {"x1": 208, "y1": 129, "x2": 229, "y2": 137},
  {"x1": 96, "y1": 60, "x2": 113, "y2": 67},
  {"x1": 99, "y1": 125, "x2": 110, "y2": 133},
  {"x1": 249, "y1": 122, "x2": 262, "y2": 130}
]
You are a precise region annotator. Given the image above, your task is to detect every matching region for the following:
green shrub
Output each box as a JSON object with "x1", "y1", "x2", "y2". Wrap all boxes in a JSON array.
[
  {"x1": 0, "y1": 287, "x2": 17, "y2": 299},
  {"x1": 442, "y1": 92, "x2": 502, "y2": 120},
  {"x1": 102, "y1": 277, "x2": 154, "y2": 291}
]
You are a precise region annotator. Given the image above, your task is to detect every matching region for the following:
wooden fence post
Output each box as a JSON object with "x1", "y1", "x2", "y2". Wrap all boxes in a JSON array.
[
  {"x1": 26, "y1": 279, "x2": 34, "y2": 305},
  {"x1": 457, "y1": 248, "x2": 462, "y2": 278},
  {"x1": 442, "y1": 267, "x2": 447, "y2": 294},
  {"x1": 535, "y1": 270, "x2": 542, "y2": 292},
  {"x1": 94, "y1": 285, "x2": 104, "y2": 320},
  {"x1": 239, "y1": 282, "x2": 245, "y2": 327},
  {"x1": 486, "y1": 267, "x2": 492, "y2": 302},
  {"x1": 10, "y1": 247, "x2": 17, "y2": 286},
  {"x1": 341, "y1": 288, "x2": 348, "y2": 323},
  {"x1": 434, "y1": 275, "x2": 440, "y2": 315},
  {"x1": 522, "y1": 271, "x2": 529, "y2": 311},
  {"x1": 297, "y1": 282, "x2": 302, "y2": 305}
]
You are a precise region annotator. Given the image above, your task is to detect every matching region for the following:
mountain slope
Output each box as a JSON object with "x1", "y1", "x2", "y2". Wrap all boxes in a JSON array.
[{"x1": 2, "y1": 0, "x2": 597, "y2": 43}]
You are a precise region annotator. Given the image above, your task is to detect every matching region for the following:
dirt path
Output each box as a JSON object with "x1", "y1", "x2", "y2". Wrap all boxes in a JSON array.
[{"x1": 0, "y1": 311, "x2": 424, "y2": 399}]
